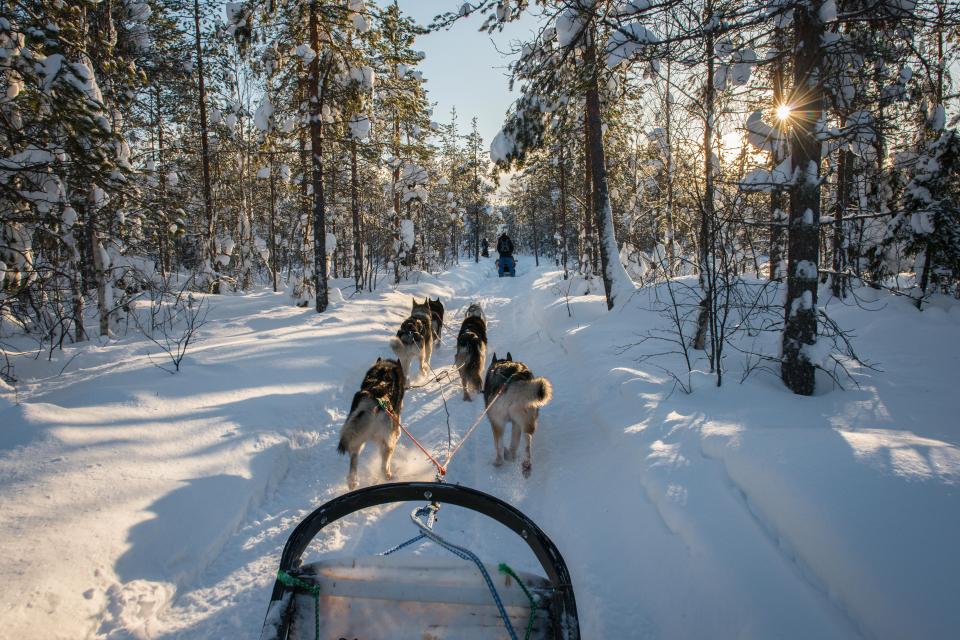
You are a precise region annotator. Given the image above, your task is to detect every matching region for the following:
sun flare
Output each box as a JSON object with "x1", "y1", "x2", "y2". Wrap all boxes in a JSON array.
[{"x1": 776, "y1": 104, "x2": 793, "y2": 122}]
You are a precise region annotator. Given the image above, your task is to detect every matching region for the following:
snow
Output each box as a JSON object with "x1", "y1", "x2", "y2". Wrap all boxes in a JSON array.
[
  {"x1": 929, "y1": 104, "x2": 945, "y2": 131},
  {"x1": 730, "y1": 48, "x2": 756, "y2": 85},
  {"x1": 351, "y1": 13, "x2": 370, "y2": 33},
  {"x1": 399, "y1": 218, "x2": 415, "y2": 248},
  {"x1": 294, "y1": 44, "x2": 316, "y2": 65},
  {"x1": 796, "y1": 259, "x2": 818, "y2": 279},
  {"x1": 555, "y1": 8, "x2": 587, "y2": 48},
  {"x1": 348, "y1": 114, "x2": 371, "y2": 140},
  {"x1": 1, "y1": 263, "x2": 959, "y2": 639},
  {"x1": 740, "y1": 157, "x2": 792, "y2": 193},
  {"x1": 254, "y1": 99, "x2": 274, "y2": 132},
  {"x1": 745, "y1": 110, "x2": 783, "y2": 153},
  {"x1": 820, "y1": 0, "x2": 838, "y2": 21},
  {"x1": 606, "y1": 22, "x2": 660, "y2": 69},
  {"x1": 490, "y1": 128, "x2": 517, "y2": 164}
]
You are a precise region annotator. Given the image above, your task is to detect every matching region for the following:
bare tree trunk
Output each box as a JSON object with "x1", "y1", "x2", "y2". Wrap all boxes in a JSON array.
[
  {"x1": 193, "y1": 0, "x2": 218, "y2": 294},
  {"x1": 309, "y1": 1, "x2": 329, "y2": 312},
  {"x1": 694, "y1": 16, "x2": 716, "y2": 354},
  {"x1": 268, "y1": 148, "x2": 278, "y2": 291},
  {"x1": 392, "y1": 115, "x2": 402, "y2": 284},
  {"x1": 769, "y1": 26, "x2": 787, "y2": 281},
  {"x1": 582, "y1": 107, "x2": 594, "y2": 277},
  {"x1": 351, "y1": 138, "x2": 363, "y2": 293},
  {"x1": 583, "y1": 25, "x2": 630, "y2": 310},
  {"x1": 474, "y1": 149, "x2": 481, "y2": 263},
  {"x1": 663, "y1": 57, "x2": 676, "y2": 273},
  {"x1": 91, "y1": 227, "x2": 109, "y2": 336},
  {"x1": 916, "y1": 1, "x2": 946, "y2": 309},
  {"x1": 832, "y1": 148, "x2": 850, "y2": 298},
  {"x1": 530, "y1": 188, "x2": 539, "y2": 266},
  {"x1": 782, "y1": 0, "x2": 824, "y2": 396},
  {"x1": 155, "y1": 84, "x2": 170, "y2": 278},
  {"x1": 559, "y1": 144, "x2": 569, "y2": 280}
]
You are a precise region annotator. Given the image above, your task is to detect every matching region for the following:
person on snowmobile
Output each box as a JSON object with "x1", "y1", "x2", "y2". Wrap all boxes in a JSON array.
[{"x1": 496, "y1": 232, "x2": 515, "y2": 277}]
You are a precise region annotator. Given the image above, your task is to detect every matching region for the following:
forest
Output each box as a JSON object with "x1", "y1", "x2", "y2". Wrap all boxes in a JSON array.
[
  {"x1": 2, "y1": 2, "x2": 960, "y2": 639},
  {"x1": 2, "y1": 0, "x2": 958, "y2": 396}
]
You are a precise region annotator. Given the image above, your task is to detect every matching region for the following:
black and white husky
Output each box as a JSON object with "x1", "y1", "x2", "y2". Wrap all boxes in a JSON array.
[
  {"x1": 483, "y1": 353, "x2": 553, "y2": 477},
  {"x1": 390, "y1": 297, "x2": 434, "y2": 384},
  {"x1": 337, "y1": 358, "x2": 406, "y2": 490},
  {"x1": 428, "y1": 297, "x2": 444, "y2": 342},
  {"x1": 455, "y1": 303, "x2": 487, "y2": 401}
]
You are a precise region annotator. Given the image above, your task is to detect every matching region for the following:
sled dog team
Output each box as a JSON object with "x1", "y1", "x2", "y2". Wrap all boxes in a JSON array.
[{"x1": 337, "y1": 297, "x2": 552, "y2": 489}]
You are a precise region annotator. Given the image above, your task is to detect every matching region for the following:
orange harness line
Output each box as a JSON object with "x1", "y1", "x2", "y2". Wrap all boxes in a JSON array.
[
  {"x1": 376, "y1": 374, "x2": 513, "y2": 479},
  {"x1": 377, "y1": 398, "x2": 447, "y2": 477}
]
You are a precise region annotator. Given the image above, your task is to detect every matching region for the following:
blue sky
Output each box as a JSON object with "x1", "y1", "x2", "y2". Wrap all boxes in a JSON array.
[{"x1": 382, "y1": 1, "x2": 544, "y2": 148}]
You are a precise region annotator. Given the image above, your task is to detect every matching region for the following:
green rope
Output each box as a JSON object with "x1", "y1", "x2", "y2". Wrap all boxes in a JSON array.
[
  {"x1": 498, "y1": 562, "x2": 538, "y2": 640},
  {"x1": 277, "y1": 569, "x2": 321, "y2": 640}
]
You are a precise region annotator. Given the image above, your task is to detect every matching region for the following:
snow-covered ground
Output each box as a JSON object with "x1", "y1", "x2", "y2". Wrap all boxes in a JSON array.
[{"x1": 1, "y1": 259, "x2": 958, "y2": 639}]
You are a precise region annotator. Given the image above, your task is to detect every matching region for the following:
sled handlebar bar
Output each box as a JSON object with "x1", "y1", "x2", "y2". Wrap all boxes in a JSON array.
[{"x1": 267, "y1": 481, "x2": 580, "y2": 639}]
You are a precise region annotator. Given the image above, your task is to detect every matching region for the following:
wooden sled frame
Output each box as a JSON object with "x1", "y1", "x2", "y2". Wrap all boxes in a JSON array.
[{"x1": 262, "y1": 481, "x2": 580, "y2": 639}]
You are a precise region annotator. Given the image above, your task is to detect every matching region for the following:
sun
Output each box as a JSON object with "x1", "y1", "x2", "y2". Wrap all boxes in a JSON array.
[{"x1": 776, "y1": 104, "x2": 792, "y2": 122}]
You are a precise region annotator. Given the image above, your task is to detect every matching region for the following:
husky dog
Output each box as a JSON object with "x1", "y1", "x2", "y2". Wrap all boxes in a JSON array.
[
  {"x1": 455, "y1": 303, "x2": 487, "y2": 401},
  {"x1": 483, "y1": 353, "x2": 552, "y2": 477},
  {"x1": 337, "y1": 358, "x2": 406, "y2": 490},
  {"x1": 390, "y1": 298, "x2": 434, "y2": 383},
  {"x1": 428, "y1": 297, "x2": 445, "y2": 341}
]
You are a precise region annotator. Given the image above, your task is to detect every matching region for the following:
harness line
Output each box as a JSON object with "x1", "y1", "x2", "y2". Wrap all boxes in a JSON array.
[
  {"x1": 376, "y1": 397, "x2": 447, "y2": 478},
  {"x1": 377, "y1": 371, "x2": 515, "y2": 480}
]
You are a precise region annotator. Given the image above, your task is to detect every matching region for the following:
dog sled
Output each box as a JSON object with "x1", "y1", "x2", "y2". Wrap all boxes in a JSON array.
[{"x1": 260, "y1": 481, "x2": 580, "y2": 640}]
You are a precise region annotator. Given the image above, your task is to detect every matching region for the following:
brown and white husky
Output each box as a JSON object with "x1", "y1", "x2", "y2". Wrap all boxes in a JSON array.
[
  {"x1": 483, "y1": 352, "x2": 552, "y2": 477},
  {"x1": 337, "y1": 358, "x2": 406, "y2": 490},
  {"x1": 389, "y1": 297, "x2": 434, "y2": 384},
  {"x1": 455, "y1": 303, "x2": 487, "y2": 401}
]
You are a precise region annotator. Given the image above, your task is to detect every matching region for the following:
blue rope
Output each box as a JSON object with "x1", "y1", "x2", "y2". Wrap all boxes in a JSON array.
[
  {"x1": 379, "y1": 533, "x2": 426, "y2": 556},
  {"x1": 379, "y1": 505, "x2": 435, "y2": 556},
  {"x1": 408, "y1": 506, "x2": 520, "y2": 640},
  {"x1": 376, "y1": 504, "x2": 521, "y2": 640}
]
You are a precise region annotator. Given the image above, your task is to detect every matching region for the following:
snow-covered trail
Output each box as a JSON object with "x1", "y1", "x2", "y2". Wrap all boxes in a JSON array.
[
  {"x1": 2, "y1": 258, "x2": 958, "y2": 639},
  {"x1": 96, "y1": 259, "x2": 850, "y2": 638}
]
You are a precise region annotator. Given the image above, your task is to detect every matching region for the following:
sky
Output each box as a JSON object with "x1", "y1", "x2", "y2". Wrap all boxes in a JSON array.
[{"x1": 381, "y1": 1, "x2": 545, "y2": 149}]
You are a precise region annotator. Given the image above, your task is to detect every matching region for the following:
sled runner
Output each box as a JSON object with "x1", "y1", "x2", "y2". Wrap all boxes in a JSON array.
[{"x1": 260, "y1": 482, "x2": 580, "y2": 640}]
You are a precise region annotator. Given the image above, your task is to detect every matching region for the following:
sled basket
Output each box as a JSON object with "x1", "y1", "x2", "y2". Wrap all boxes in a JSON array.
[{"x1": 259, "y1": 482, "x2": 580, "y2": 640}]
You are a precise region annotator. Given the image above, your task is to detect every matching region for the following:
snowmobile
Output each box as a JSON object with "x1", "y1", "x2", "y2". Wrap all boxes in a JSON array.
[{"x1": 260, "y1": 481, "x2": 580, "y2": 639}]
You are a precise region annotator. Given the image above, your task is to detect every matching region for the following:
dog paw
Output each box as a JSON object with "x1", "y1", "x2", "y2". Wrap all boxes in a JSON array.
[
  {"x1": 504, "y1": 447, "x2": 516, "y2": 461},
  {"x1": 493, "y1": 457, "x2": 504, "y2": 467},
  {"x1": 383, "y1": 471, "x2": 393, "y2": 481},
  {"x1": 521, "y1": 461, "x2": 532, "y2": 478},
  {"x1": 347, "y1": 477, "x2": 359, "y2": 490}
]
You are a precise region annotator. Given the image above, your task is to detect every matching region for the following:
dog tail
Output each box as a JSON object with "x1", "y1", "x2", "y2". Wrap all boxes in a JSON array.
[
  {"x1": 456, "y1": 333, "x2": 482, "y2": 363},
  {"x1": 514, "y1": 377, "x2": 553, "y2": 408},
  {"x1": 337, "y1": 405, "x2": 368, "y2": 455}
]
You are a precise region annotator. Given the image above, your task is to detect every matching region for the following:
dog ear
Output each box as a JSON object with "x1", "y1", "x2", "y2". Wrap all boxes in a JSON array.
[
  {"x1": 506, "y1": 352, "x2": 512, "y2": 361},
  {"x1": 491, "y1": 352, "x2": 497, "y2": 362},
  {"x1": 376, "y1": 356, "x2": 381, "y2": 362}
]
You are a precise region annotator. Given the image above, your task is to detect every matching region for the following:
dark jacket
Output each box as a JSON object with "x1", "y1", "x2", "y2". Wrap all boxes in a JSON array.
[{"x1": 496, "y1": 234, "x2": 514, "y2": 257}]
